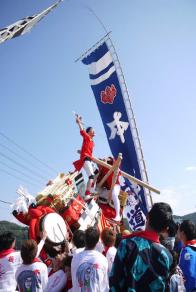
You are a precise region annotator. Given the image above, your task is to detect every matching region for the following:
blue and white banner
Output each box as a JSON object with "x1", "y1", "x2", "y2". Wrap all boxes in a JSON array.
[{"x1": 82, "y1": 41, "x2": 147, "y2": 230}]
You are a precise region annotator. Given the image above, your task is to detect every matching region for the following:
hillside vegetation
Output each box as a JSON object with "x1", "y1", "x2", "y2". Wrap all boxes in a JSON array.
[
  {"x1": 174, "y1": 212, "x2": 196, "y2": 224},
  {"x1": 0, "y1": 220, "x2": 28, "y2": 250}
]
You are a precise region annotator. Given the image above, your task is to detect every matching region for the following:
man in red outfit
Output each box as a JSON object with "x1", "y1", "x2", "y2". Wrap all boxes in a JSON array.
[
  {"x1": 73, "y1": 115, "x2": 95, "y2": 201},
  {"x1": 97, "y1": 157, "x2": 121, "y2": 222}
]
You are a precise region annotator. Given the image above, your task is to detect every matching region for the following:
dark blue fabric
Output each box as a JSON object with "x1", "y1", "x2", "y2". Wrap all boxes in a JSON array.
[
  {"x1": 82, "y1": 42, "x2": 109, "y2": 65},
  {"x1": 82, "y1": 41, "x2": 148, "y2": 214}
]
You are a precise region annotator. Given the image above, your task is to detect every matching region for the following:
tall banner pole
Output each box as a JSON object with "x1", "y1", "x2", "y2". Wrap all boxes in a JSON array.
[
  {"x1": 79, "y1": 36, "x2": 157, "y2": 230},
  {"x1": 105, "y1": 37, "x2": 153, "y2": 209}
]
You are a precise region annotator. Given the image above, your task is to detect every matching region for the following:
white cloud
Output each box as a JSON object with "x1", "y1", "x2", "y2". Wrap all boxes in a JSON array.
[
  {"x1": 185, "y1": 166, "x2": 196, "y2": 172},
  {"x1": 152, "y1": 185, "x2": 196, "y2": 216}
]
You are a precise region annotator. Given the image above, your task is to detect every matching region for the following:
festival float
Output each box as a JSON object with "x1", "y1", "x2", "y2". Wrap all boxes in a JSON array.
[
  {"x1": 12, "y1": 149, "x2": 159, "y2": 267},
  {"x1": 0, "y1": 0, "x2": 160, "y2": 265}
]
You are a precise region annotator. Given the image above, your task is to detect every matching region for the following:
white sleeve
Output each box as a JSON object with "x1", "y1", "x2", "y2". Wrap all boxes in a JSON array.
[
  {"x1": 46, "y1": 270, "x2": 67, "y2": 292},
  {"x1": 71, "y1": 254, "x2": 77, "y2": 288},
  {"x1": 42, "y1": 263, "x2": 49, "y2": 291},
  {"x1": 102, "y1": 258, "x2": 109, "y2": 292},
  {"x1": 36, "y1": 239, "x2": 45, "y2": 257},
  {"x1": 106, "y1": 247, "x2": 117, "y2": 274},
  {"x1": 15, "y1": 251, "x2": 23, "y2": 266}
]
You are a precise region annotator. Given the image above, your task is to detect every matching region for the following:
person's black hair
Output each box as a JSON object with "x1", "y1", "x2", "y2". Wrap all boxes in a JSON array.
[
  {"x1": 44, "y1": 243, "x2": 59, "y2": 258},
  {"x1": 115, "y1": 233, "x2": 122, "y2": 249},
  {"x1": 60, "y1": 240, "x2": 70, "y2": 254},
  {"x1": 73, "y1": 230, "x2": 85, "y2": 248},
  {"x1": 0, "y1": 232, "x2": 15, "y2": 251},
  {"x1": 62, "y1": 255, "x2": 73, "y2": 268},
  {"x1": 148, "y1": 202, "x2": 173, "y2": 233},
  {"x1": 86, "y1": 127, "x2": 93, "y2": 133},
  {"x1": 179, "y1": 220, "x2": 196, "y2": 241},
  {"x1": 107, "y1": 157, "x2": 114, "y2": 166},
  {"x1": 85, "y1": 227, "x2": 100, "y2": 249},
  {"x1": 168, "y1": 220, "x2": 178, "y2": 237}
]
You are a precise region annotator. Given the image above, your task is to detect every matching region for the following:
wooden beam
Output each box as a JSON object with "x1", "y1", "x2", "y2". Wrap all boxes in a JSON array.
[{"x1": 92, "y1": 156, "x2": 160, "y2": 194}]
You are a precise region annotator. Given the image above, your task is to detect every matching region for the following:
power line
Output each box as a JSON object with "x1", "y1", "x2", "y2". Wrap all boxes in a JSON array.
[
  {"x1": 0, "y1": 151, "x2": 48, "y2": 181},
  {"x1": 0, "y1": 142, "x2": 54, "y2": 177},
  {"x1": 0, "y1": 168, "x2": 41, "y2": 187},
  {"x1": 0, "y1": 160, "x2": 43, "y2": 185},
  {"x1": 0, "y1": 199, "x2": 12, "y2": 205},
  {"x1": 0, "y1": 131, "x2": 57, "y2": 174}
]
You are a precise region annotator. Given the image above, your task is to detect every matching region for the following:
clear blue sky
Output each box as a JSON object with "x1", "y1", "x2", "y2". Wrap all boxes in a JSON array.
[{"x1": 0, "y1": 0, "x2": 196, "y2": 222}]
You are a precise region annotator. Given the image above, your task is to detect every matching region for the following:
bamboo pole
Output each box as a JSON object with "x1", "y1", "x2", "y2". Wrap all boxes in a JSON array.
[{"x1": 92, "y1": 156, "x2": 160, "y2": 194}]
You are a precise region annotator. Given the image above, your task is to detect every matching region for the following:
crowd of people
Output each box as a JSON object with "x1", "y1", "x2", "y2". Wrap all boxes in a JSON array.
[{"x1": 0, "y1": 202, "x2": 196, "y2": 291}]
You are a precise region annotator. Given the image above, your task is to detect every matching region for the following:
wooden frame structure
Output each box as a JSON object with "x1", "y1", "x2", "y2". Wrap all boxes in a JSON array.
[{"x1": 93, "y1": 153, "x2": 160, "y2": 200}]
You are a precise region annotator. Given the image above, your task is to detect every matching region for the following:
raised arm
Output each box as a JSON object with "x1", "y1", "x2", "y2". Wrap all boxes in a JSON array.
[
  {"x1": 75, "y1": 115, "x2": 84, "y2": 131},
  {"x1": 36, "y1": 230, "x2": 47, "y2": 257}
]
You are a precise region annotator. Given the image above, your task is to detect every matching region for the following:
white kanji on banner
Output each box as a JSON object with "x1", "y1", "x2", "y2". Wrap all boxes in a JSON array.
[{"x1": 107, "y1": 112, "x2": 129, "y2": 143}]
